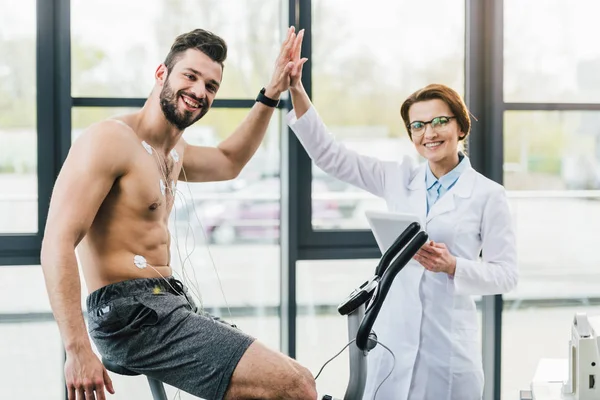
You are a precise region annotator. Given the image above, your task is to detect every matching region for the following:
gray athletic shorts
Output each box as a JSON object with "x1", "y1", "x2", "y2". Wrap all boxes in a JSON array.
[{"x1": 86, "y1": 277, "x2": 255, "y2": 400}]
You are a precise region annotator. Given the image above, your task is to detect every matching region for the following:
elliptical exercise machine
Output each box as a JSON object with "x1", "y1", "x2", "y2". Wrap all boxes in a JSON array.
[{"x1": 321, "y1": 222, "x2": 428, "y2": 400}]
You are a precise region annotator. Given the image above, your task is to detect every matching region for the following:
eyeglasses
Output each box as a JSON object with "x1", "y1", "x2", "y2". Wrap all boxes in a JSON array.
[{"x1": 408, "y1": 116, "x2": 456, "y2": 137}]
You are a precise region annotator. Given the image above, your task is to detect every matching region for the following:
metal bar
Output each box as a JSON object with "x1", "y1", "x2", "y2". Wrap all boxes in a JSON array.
[
  {"x1": 299, "y1": 246, "x2": 380, "y2": 261},
  {"x1": 0, "y1": 235, "x2": 39, "y2": 252},
  {"x1": 56, "y1": 0, "x2": 72, "y2": 197},
  {"x1": 466, "y1": 0, "x2": 504, "y2": 399},
  {"x1": 9, "y1": 187, "x2": 600, "y2": 203},
  {"x1": 279, "y1": 0, "x2": 316, "y2": 359},
  {"x1": 279, "y1": 0, "x2": 300, "y2": 359},
  {"x1": 344, "y1": 306, "x2": 367, "y2": 400},
  {"x1": 295, "y1": 0, "x2": 315, "y2": 250},
  {"x1": 36, "y1": 0, "x2": 57, "y2": 244},
  {"x1": 72, "y1": 97, "x2": 291, "y2": 109},
  {"x1": 3, "y1": 296, "x2": 600, "y2": 324},
  {"x1": 0, "y1": 312, "x2": 57, "y2": 323},
  {"x1": 481, "y1": 295, "x2": 502, "y2": 400},
  {"x1": 507, "y1": 190, "x2": 600, "y2": 198},
  {"x1": 489, "y1": 1, "x2": 505, "y2": 398},
  {"x1": 505, "y1": 103, "x2": 600, "y2": 111},
  {"x1": 465, "y1": 0, "x2": 485, "y2": 170},
  {"x1": 0, "y1": 254, "x2": 41, "y2": 266},
  {"x1": 72, "y1": 97, "x2": 145, "y2": 108},
  {"x1": 0, "y1": 234, "x2": 40, "y2": 263},
  {"x1": 300, "y1": 229, "x2": 378, "y2": 250}
]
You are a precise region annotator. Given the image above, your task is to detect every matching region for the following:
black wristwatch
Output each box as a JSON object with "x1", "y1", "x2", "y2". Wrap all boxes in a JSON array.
[{"x1": 256, "y1": 87, "x2": 280, "y2": 108}]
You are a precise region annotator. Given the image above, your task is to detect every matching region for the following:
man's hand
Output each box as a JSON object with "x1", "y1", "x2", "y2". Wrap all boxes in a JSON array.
[
  {"x1": 414, "y1": 240, "x2": 457, "y2": 276},
  {"x1": 264, "y1": 26, "x2": 307, "y2": 99},
  {"x1": 65, "y1": 348, "x2": 115, "y2": 400}
]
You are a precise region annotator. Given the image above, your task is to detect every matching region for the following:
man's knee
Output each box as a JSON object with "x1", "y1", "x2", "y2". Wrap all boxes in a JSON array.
[
  {"x1": 280, "y1": 363, "x2": 317, "y2": 399},
  {"x1": 225, "y1": 341, "x2": 317, "y2": 400}
]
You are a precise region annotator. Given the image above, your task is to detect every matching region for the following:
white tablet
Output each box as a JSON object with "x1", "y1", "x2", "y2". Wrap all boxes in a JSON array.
[{"x1": 365, "y1": 210, "x2": 422, "y2": 253}]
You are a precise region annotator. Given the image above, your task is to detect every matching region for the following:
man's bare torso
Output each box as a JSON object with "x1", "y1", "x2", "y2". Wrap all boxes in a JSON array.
[{"x1": 78, "y1": 118, "x2": 185, "y2": 293}]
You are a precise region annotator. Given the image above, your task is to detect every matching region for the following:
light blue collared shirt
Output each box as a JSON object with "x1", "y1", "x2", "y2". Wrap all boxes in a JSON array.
[{"x1": 425, "y1": 153, "x2": 468, "y2": 214}]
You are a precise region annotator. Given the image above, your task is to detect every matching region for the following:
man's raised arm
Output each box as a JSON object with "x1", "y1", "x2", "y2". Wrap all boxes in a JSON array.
[{"x1": 179, "y1": 27, "x2": 306, "y2": 183}]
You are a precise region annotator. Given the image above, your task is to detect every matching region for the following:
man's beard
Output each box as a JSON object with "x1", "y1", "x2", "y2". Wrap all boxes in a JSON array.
[{"x1": 159, "y1": 77, "x2": 209, "y2": 130}]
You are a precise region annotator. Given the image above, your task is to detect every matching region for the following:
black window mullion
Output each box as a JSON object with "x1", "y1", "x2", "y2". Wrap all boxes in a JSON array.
[
  {"x1": 72, "y1": 97, "x2": 282, "y2": 109},
  {"x1": 466, "y1": 1, "x2": 504, "y2": 400},
  {"x1": 0, "y1": 236, "x2": 41, "y2": 265},
  {"x1": 505, "y1": 102, "x2": 600, "y2": 111}
]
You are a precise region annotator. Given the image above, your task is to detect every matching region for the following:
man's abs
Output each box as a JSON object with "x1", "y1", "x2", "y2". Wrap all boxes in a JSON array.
[{"x1": 78, "y1": 217, "x2": 174, "y2": 293}]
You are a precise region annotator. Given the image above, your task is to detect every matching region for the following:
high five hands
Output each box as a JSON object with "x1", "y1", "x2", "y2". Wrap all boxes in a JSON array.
[
  {"x1": 414, "y1": 240, "x2": 457, "y2": 276},
  {"x1": 265, "y1": 26, "x2": 309, "y2": 98}
]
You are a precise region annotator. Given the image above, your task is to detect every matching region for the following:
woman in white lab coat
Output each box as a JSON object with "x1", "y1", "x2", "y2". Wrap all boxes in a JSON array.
[{"x1": 286, "y1": 65, "x2": 518, "y2": 399}]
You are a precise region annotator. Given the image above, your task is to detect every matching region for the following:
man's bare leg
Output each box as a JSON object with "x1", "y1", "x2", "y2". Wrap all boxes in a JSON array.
[{"x1": 224, "y1": 341, "x2": 317, "y2": 400}]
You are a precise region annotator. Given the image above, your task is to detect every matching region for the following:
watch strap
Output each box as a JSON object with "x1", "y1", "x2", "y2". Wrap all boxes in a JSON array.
[{"x1": 256, "y1": 87, "x2": 279, "y2": 107}]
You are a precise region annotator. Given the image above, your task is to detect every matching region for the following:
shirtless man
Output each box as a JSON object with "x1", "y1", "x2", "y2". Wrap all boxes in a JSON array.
[{"x1": 40, "y1": 27, "x2": 316, "y2": 400}]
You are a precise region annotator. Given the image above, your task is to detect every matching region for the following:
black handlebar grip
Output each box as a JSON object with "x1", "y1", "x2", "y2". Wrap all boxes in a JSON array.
[
  {"x1": 374, "y1": 222, "x2": 421, "y2": 277},
  {"x1": 356, "y1": 231, "x2": 429, "y2": 352}
]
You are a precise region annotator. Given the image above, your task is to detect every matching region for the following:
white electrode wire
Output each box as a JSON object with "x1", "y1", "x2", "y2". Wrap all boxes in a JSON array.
[
  {"x1": 171, "y1": 187, "x2": 205, "y2": 309},
  {"x1": 171, "y1": 187, "x2": 206, "y2": 309},
  {"x1": 146, "y1": 143, "x2": 205, "y2": 310},
  {"x1": 180, "y1": 166, "x2": 234, "y2": 323},
  {"x1": 313, "y1": 338, "x2": 355, "y2": 381},
  {"x1": 312, "y1": 337, "x2": 396, "y2": 400},
  {"x1": 371, "y1": 339, "x2": 396, "y2": 400},
  {"x1": 146, "y1": 142, "x2": 233, "y2": 323},
  {"x1": 172, "y1": 186, "x2": 197, "y2": 273},
  {"x1": 170, "y1": 388, "x2": 182, "y2": 400}
]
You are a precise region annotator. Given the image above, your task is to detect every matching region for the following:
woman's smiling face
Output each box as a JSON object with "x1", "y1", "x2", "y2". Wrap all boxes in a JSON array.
[{"x1": 407, "y1": 99, "x2": 464, "y2": 166}]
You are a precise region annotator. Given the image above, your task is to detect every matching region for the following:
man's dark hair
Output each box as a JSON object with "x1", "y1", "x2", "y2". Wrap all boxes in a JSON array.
[{"x1": 164, "y1": 29, "x2": 227, "y2": 73}]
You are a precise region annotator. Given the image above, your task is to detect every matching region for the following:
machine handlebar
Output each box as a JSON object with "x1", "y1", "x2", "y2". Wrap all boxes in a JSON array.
[{"x1": 355, "y1": 230, "x2": 428, "y2": 351}]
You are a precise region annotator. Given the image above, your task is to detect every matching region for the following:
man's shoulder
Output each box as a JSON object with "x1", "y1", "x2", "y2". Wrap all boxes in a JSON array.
[
  {"x1": 67, "y1": 118, "x2": 140, "y2": 175},
  {"x1": 83, "y1": 117, "x2": 137, "y2": 140},
  {"x1": 74, "y1": 118, "x2": 139, "y2": 153}
]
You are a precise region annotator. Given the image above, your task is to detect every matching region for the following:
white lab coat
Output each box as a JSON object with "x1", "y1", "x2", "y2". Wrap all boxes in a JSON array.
[{"x1": 287, "y1": 107, "x2": 518, "y2": 400}]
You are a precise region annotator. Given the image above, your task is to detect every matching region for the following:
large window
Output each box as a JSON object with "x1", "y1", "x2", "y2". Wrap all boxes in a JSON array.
[
  {"x1": 71, "y1": 0, "x2": 283, "y2": 99},
  {"x1": 0, "y1": 0, "x2": 37, "y2": 233},
  {"x1": 504, "y1": 0, "x2": 600, "y2": 103},
  {"x1": 309, "y1": 0, "x2": 466, "y2": 230},
  {"x1": 504, "y1": 111, "x2": 600, "y2": 191}
]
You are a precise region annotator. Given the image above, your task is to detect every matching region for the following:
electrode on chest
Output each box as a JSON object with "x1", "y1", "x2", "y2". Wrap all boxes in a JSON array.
[
  {"x1": 170, "y1": 148, "x2": 179, "y2": 163},
  {"x1": 141, "y1": 141, "x2": 153, "y2": 155}
]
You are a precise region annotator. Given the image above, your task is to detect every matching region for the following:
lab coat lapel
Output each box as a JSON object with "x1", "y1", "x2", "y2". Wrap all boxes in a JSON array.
[
  {"x1": 407, "y1": 165, "x2": 427, "y2": 225},
  {"x1": 426, "y1": 167, "x2": 476, "y2": 223}
]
